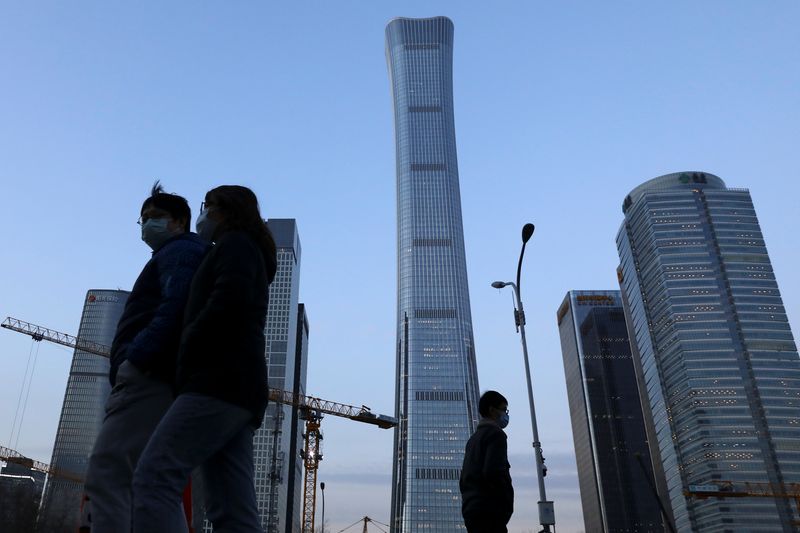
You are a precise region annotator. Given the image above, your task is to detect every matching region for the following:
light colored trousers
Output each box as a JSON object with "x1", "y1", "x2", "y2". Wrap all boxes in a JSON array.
[
  {"x1": 85, "y1": 360, "x2": 174, "y2": 533},
  {"x1": 132, "y1": 393, "x2": 263, "y2": 533}
]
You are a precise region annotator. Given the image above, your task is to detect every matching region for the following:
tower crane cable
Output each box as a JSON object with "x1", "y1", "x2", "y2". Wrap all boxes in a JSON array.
[
  {"x1": 336, "y1": 517, "x2": 365, "y2": 532},
  {"x1": 335, "y1": 516, "x2": 389, "y2": 533},
  {"x1": 8, "y1": 339, "x2": 37, "y2": 448},
  {"x1": 15, "y1": 340, "x2": 41, "y2": 449}
]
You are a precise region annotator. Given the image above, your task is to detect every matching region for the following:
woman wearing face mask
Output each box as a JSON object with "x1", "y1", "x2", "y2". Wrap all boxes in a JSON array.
[{"x1": 132, "y1": 185, "x2": 277, "y2": 533}]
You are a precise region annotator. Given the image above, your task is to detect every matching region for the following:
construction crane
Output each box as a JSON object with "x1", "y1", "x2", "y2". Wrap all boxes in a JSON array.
[
  {"x1": 2, "y1": 316, "x2": 397, "y2": 533},
  {"x1": 0, "y1": 444, "x2": 84, "y2": 484},
  {"x1": 685, "y1": 481, "x2": 800, "y2": 526},
  {"x1": 268, "y1": 390, "x2": 395, "y2": 532}
]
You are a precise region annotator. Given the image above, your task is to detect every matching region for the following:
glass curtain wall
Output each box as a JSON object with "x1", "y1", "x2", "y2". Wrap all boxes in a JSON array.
[
  {"x1": 386, "y1": 16, "x2": 481, "y2": 532},
  {"x1": 616, "y1": 172, "x2": 800, "y2": 531}
]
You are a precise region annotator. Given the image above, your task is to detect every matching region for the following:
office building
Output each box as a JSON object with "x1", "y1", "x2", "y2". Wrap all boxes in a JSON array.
[
  {"x1": 616, "y1": 171, "x2": 800, "y2": 531},
  {"x1": 386, "y1": 16, "x2": 481, "y2": 531},
  {"x1": 200, "y1": 220, "x2": 307, "y2": 533},
  {"x1": 557, "y1": 290, "x2": 664, "y2": 532},
  {"x1": 37, "y1": 289, "x2": 129, "y2": 533},
  {"x1": 284, "y1": 303, "x2": 309, "y2": 533},
  {"x1": 257, "y1": 219, "x2": 305, "y2": 533}
]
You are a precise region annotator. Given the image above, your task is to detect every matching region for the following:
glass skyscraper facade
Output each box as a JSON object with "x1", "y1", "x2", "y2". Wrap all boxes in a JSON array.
[
  {"x1": 557, "y1": 290, "x2": 664, "y2": 533},
  {"x1": 37, "y1": 289, "x2": 128, "y2": 533},
  {"x1": 386, "y1": 16, "x2": 481, "y2": 532},
  {"x1": 616, "y1": 172, "x2": 800, "y2": 531},
  {"x1": 201, "y1": 219, "x2": 306, "y2": 533},
  {"x1": 257, "y1": 219, "x2": 304, "y2": 533}
]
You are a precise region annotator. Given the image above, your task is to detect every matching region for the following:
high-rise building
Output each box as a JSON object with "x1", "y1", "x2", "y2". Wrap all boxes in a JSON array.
[
  {"x1": 386, "y1": 16, "x2": 481, "y2": 532},
  {"x1": 285, "y1": 303, "x2": 309, "y2": 533},
  {"x1": 256, "y1": 219, "x2": 305, "y2": 533},
  {"x1": 199, "y1": 220, "x2": 307, "y2": 533},
  {"x1": 37, "y1": 289, "x2": 129, "y2": 533},
  {"x1": 616, "y1": 171, "x2": 800, "y2": 531},
  {"x1": 557, "y1": 290, "x2": 664, "y2": 532}
]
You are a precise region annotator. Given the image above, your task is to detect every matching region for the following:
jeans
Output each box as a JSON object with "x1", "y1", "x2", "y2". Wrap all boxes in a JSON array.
[
  {"x1": 85, "y1": 360, "x2": 174, "y2": 532},
  {"x1": 132, "y1": 393, "x2": 262, "y2": 533}
]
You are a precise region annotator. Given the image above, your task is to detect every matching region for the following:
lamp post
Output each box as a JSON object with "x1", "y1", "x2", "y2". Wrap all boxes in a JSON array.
[
  {"x1": 492, "y1": 223, "x2": 555, "y2": 532},
  {"x1": 320, "y1": 482, "x2": 326, "y2": 533}
]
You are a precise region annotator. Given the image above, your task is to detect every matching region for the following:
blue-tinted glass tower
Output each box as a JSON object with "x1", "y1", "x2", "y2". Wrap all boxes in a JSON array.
[
  {"x1": 37, "y1": 289, "x2": 129, "y2": 533},
  {"x1": 386, "y1": 16, "x2": 481, "y2": 532},
  {"x1": 200, "y1": 219, "x2": 305, "y2": 533},
  {"x1": 257, "y1": 219, "x2": 303, "y2": 533},
  {"x1": 617, "y1": 172, "x2": 800, "y2": 531}
]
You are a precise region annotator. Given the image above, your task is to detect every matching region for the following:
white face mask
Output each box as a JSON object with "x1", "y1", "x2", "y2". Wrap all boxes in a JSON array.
[
  {"x1": 141, "y1": 218, "x2": 177, "y2": 251},
  {"x1": 196, "y1": 209, "x2": 218, "y2": 242}
]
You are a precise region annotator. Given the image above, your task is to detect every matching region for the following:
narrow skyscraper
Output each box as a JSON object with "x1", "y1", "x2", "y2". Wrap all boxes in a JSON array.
[
  {"x1": 557, "y1": 290, "x2": 664, "y2": 532},
  {"x1": 617, "y1": 172, "x2": 800, "y2": 531},
  {"x1": 386, "y1": 16, "x2": 481, "y2": 532},
  {"x1": 284, "y1": 303, "x2": 309, "y2": 533},
  {"x1": 200, "y1": 219, "x2": 306, "y2": 533},
  {"x1": 257, "y1": 219, "x2": 305, "y2": 533},
  {"x1": 37, "y1": 289, "x2": 129, "y2": 533}
]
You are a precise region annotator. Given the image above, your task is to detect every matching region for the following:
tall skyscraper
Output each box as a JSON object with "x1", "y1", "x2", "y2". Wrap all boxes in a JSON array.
[
  {"x1": 616, "y1": 171, "x2": 800, "y2": 531},
  {"x1": 386, "y1": 16, "x2": 481, "y2": 532},
  {"x1": 285, "y1": 303, "x2": 309, "y2": 533},
  {"x1": 557, "y1": 290, "x2": 664, "y2": 532},
  {"x1": 255, "y1": 219, "x2": 305, "y2": 533},
  {"x1": 200, "y1": 220, "x2": 307, "y2": 533},
  {"x1": 38, "y1": 289, "x2": 129, "y2": 533}
]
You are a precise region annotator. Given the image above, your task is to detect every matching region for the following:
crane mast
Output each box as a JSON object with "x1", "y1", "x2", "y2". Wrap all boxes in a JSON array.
[{"x1": 2, "y1": 316, "x2": 397, "y2": 533}]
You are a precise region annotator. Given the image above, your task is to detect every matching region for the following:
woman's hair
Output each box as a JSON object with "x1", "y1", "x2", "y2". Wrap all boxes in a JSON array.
[{"x1": 205, "y1": 185, "x2": 277, "y2": 265}]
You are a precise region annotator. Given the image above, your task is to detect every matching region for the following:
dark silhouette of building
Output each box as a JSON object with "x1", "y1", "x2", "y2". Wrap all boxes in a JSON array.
[{"x1": 558, "y1": 291, "x2": 664, "y2": 532}]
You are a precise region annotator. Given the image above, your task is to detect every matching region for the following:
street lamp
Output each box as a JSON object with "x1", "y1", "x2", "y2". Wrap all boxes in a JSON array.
[
  {"x1": 320, "y1": 482, "x2": 326, "y2": 533},
  {"x1": 492, "y1": 223, "x2": 555, "y2": 533}
]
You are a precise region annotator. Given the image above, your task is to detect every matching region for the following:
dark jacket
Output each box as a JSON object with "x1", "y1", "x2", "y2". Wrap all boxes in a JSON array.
[
  {"x1": 460, "y1": 420, "x2": 514, "y2": 524},
  {"x1": 109, "y1": 233, "x2": 208, "y2": 386},
  {"x1": 176, "y1": 230, "x2": 277, "y2": 427}
]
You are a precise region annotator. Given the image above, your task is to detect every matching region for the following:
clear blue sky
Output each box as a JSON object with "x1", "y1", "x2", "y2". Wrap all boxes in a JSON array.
[{"x1": 1, "y1": 3, "x2": 798, "y2": 532}]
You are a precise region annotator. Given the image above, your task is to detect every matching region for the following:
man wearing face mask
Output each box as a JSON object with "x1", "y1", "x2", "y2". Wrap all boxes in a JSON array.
[
  {"x1": 84, "y1": 182, "x2": 207, "y2": 532},
  {"x1": 460, "y1": 390, "x2": 514, "y2": 533}
]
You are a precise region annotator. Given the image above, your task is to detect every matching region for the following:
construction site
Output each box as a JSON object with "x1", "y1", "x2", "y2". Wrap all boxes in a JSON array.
[{"x1": 1, "y1": 314, "x2": 396, "y2": 533}]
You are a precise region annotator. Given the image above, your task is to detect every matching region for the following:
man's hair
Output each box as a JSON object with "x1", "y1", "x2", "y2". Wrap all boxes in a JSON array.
[
  {"x1": 479, "y1": 390, "x2": 508, "y2": 418},
  {"x1": 140, "y1": 181, "x2": 191, "y2": 232}
]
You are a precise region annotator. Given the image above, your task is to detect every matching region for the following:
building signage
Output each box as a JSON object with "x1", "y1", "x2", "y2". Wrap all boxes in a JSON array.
[
  {"x1": 87, "y1": 294, "x2": 120, "y2": 303},
  {"x1": 576, "y1": 295, "x2": 615, "y2": 305}
]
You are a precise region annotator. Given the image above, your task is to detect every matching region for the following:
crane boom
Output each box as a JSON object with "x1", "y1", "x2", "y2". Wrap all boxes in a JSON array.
[
  {"x1": 2, "y1": 316, "x2": 109, "y2": 357},
  {"x1": 3, "y1": 315, "x2": 397, "y2": 533},
  {"x1": 268, "y1": 389, "x2": 396, "y2": 429},
  {"x1": 0, "y1": 445, "x2": 83, "y2": 483},
  {"x1": 3, "y1": 316, "x2": 397, "y2": 427}
]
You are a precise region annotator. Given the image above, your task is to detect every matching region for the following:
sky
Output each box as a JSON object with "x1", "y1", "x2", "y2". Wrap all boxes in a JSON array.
[{"x1": 1, "y1": 2, "x2": 799, "y2": 532}]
